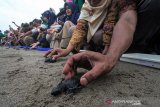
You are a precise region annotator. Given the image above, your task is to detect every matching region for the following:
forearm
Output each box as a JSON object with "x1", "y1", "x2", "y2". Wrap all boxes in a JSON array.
[
  {"x1": 66, "y1": 20, "x2": 88, "y2": 52},
  {"x1": 66, "y1": 30, "x2": 86, "y2": 54},
  {"x1": 107, "y1": 10, "x2": 137, "y2": 61},
  {"x1": 15, "y1": 24, "x2": 20, "y2": 28},
  {"x1": 24, "y1": 31, "x2": 32, "y2": 37},
  {"x1": 69, "y1": 29, "x2": 86, "y2": 49}
]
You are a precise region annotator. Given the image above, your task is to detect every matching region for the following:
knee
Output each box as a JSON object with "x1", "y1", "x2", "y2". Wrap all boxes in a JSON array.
[{"x1": 64, "y1": 21, "x2": 71, "y2": 27}]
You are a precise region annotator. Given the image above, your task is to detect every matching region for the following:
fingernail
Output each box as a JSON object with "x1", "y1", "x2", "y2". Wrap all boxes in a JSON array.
[{"x1": 80, "y1": 77, "x2": 88, "y2": 86}]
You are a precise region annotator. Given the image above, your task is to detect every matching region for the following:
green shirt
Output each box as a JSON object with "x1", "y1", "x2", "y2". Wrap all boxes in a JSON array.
[
  {"x1": 73, "y1": 0, "x2": 85, "y2": 11},
  {"x1": 0, "y1": 32, "x2": 6, "y2": 38}
]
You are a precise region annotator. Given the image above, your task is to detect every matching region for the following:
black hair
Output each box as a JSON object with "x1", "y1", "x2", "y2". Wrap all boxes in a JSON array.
[
  {"x1": 22, "y1": 23, "x2": 29, "y2": 28},
  {"x1": 32, "y1": 19, "x2": 42, "y2": 24}
]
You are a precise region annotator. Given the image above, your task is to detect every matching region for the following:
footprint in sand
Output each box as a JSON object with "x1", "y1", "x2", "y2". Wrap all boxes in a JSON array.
[
  {"x1": 16, "y1": 57, "x2": 23, "y2": 62},
  {"x1": 7, "y1": 69, "x2": 20, "y2": 78}
]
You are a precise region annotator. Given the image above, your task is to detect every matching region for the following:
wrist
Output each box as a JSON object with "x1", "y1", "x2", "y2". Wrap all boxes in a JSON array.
[
  {"x1": 66, "y1": 43, "x2": 74, "y2": 53},
  {"x1": 105, "y1": 53, "x2": 120, "y2": 67}
]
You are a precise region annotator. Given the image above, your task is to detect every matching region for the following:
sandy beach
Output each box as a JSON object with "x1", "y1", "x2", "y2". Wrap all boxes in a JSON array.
[{"x1": 0, "y1": 47, "x2": 160, "y2": 107}]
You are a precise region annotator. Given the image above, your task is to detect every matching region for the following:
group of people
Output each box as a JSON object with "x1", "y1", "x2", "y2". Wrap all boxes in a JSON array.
[
  {"x1": 1, "y1": 0, "x2": 160, "y2": 86},
  {"x1": 0, "y1": 0, "x2": 84, "y2": 50}
]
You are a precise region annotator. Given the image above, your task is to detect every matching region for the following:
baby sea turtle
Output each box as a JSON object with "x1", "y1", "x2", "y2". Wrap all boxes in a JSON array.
[
  {"x1": 51, "y1": 60, "x2": 82, "y2": 96},
  {"x1": 45, "y1": 58, "x2": 56, "y2": 63},
  {"x1": 51, "y1": 77, "x2": 81, "y2": 96}
]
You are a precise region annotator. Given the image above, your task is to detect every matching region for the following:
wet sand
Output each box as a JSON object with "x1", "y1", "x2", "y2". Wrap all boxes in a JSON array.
[{"x1": 0, "y1": 47, "x2": 160, "y2": 107}]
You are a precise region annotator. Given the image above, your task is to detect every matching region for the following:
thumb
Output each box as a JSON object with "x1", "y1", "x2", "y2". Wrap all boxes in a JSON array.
[
  {"x1": 43, "y1": 49, "x2": 53, "y2": 57},
  {"x1": 53, "y1": 54, "x2": 61, "y2": 60},
  {"x1": 80, "y1": 68, "x2": 99, "y2": 86}
]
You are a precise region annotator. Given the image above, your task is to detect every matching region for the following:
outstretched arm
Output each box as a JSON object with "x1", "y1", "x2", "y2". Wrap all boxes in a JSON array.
[
  {"x1": 107, "y1": 10, "x2": 137, "y2": 60},
  {"x1": 63, "y1": 10, "x2": 137, "y2": 86},
  {"x1": 12, "y1": 21, "x2": 20, "y2": 28},
  {"x1": 44, "y1": 20, "x2": 88, "y2": 59}
]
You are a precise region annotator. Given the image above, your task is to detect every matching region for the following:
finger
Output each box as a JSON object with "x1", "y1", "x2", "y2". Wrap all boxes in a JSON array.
[
  {"x1": 48, "y1": 48, "x2": 59, "y2": 58},
  {"x1": 65, "y1": 71, "x2": 75, "y2": 80},
  {"x1": 43, "y1": 49, "x2": 53, "y2": 57},
  {"x1": 63, "y1": 57, "x2": 74, "y2": 75},
  {"x1": 71, "y1": 52, "x2": 93, "y2": 70},
  {"x1": 53, "y1": 50, "x2": 65, "y2": 60},
  {"x1": 44, "y1": 51, "x2": 51, "y2": 57},
  {"x1": 53, "y1": 54, "x2": 61, "y2": 60},
  {"x1": 63, "y1": 53, "x2": 86, "y2": 78},
  {"x1": 80, "y1": 67, "x2": 103, "y2": 86},
  {"x1": 31, "y1": 46, "x2": 35, "y2": 49}
]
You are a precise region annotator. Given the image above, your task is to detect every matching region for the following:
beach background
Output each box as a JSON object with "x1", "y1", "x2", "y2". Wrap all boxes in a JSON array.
[{"x1": 0, "y1": 47, "x2": 160, "y2": 107}]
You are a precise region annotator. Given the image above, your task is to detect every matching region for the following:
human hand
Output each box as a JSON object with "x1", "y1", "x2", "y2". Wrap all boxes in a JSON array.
[
  {"x1": 47, "y1": 29, "x2": 56, "y2": 34},
  {"x1": 19, "y1": 33, "x2": 25, "y2": 39},
  {"x1": 43, "y1": 48, "x2": 70, "y2": 60},
  {"x1": 63, "y1": 51, "x2": 118, "y2": 86},
  {"x1": 30, "y1": 42, "x2": 39, "y2": 49}
]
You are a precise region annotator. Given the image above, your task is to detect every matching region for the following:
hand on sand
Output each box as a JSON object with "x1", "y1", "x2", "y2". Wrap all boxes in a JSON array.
[
  {"x1": 30, "y1": 42, "x2": 39, "y2": 49},
  {"x1": 44, "y1": 48, "x2": 70, "y2": 60},
  {"x1": 63, "y1": 51, "x2": 117, "y2": 86}
]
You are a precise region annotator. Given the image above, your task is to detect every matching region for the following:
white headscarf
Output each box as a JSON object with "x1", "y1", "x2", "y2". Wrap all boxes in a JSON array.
[
  {"x1": 49, "y1": 8, "x2": 56, "y2": 14},
  {"x1": 78, "y1": 0, "x2": 111, "y2": 42}
]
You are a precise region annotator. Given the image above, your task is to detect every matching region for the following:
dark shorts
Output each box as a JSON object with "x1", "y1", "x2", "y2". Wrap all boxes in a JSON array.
[{"x1": 127, "y1": 0, "x2": 160, "y2": 54}]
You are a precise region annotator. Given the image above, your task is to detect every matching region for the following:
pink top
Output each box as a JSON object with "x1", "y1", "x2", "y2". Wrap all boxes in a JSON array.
[{"x1": 66, "y1": 0, "x2": 72, "y2": 2}]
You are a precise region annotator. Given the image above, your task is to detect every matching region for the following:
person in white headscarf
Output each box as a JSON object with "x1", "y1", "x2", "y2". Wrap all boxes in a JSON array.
[{"x1": 44, "y1": 0, "x2": 119, "y2": 58}]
